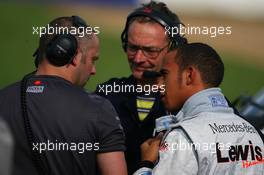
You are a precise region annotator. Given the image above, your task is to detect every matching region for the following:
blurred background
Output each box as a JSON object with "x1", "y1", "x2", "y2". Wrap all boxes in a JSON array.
[{"x1": 0, "y1": 0, "x2": 263, "y2": 101}]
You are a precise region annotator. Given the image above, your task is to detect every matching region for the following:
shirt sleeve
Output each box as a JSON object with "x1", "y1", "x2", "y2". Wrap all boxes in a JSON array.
[
  {"x1": 95, "y1": 98, "x2": 126, "y2": 153},
  {"x1": 133, "y1": 128, "x2": 198, "y2": 175}
]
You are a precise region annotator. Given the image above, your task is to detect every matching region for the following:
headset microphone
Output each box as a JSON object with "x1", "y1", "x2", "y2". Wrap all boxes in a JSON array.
[{"x1": 143, "y1": 70, "x2": 162, "y2": 79}]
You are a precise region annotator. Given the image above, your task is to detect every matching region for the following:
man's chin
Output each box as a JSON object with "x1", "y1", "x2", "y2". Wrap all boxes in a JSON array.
[
  {"x1": 163, "y1": 99, "x2": 176, "y2": 112},
  {"x1": 166, "y1": 103, "x2": 182, "y2": 113},
  {"x1": 132, "y1": 70, "x2": 144, "y2": 80},
  {"x1": 79, "y1": 78, "x2": 90, "y2": 88},
  {"x1": 164, "y1": 102, "x2": 170, "y2": 111}
]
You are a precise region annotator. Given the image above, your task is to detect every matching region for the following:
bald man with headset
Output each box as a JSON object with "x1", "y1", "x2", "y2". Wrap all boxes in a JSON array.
[{"x1": 0, "y1": 16, "x2": 127, "y2": 175}]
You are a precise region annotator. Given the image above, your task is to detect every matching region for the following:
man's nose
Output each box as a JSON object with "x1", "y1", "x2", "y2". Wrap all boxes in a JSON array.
[
  {"x1": 90, "y1": 66, "x2": 96, "y2": 75},
  {"x1": 133, "y1": 50, "x2": 146, "y2": 63}
]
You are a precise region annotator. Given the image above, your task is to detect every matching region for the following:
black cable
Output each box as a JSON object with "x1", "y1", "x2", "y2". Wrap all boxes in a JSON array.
[{"x1": 20, "y1": 71, "x2": 47, "y2": 175}]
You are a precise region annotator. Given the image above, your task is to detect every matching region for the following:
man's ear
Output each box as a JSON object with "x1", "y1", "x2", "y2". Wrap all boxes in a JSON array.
[
  {"x1": 71, "y1": 49, "x2": 82, "y2": 67},
  {"x1": 184, "y1": 66, "x2": 196, "y2": 86}
]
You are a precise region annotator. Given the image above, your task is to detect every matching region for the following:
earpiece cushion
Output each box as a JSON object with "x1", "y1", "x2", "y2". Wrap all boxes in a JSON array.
[{"x1": 46, "y1": 34, "x2": 77, "y2": 66}]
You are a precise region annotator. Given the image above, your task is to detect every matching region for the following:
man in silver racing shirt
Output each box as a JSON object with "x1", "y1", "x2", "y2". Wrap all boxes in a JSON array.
[{"x1": 134, "y1": 43, "x2": 264, "y2": 175}]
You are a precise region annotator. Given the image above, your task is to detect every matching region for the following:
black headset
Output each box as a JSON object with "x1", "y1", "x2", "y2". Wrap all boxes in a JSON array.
[
  {"x1": 121, "y1": 7, "x2": 187, "y2": 52},
  {"x1": 34, "y1": 16, "x2": 88, "y2": 67}
]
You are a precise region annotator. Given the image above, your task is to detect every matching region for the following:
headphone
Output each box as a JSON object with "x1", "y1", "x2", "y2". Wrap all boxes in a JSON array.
[
  {"x1": 33, "y1": 16, "x2": 88, "y2": 67},
  {"x1": 121, "y1": 7, "x2": 187, "y2": 51}
]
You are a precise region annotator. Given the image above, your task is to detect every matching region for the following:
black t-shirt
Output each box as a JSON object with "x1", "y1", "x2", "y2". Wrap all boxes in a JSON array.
[
  {"x1": 95, "y1": 76, "x2": 167, "y2": 174},
  {"x1": 0, "y1": 75, "x2": 125, "y2": 175}
]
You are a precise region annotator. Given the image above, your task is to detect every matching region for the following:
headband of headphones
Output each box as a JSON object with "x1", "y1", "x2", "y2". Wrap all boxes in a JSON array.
[
  {"x1": 34, "y1": 16, "x2": 88, "y2": 67},
  {"x1": 121, "y1": 7, "x2": 187, "y2": 51}
]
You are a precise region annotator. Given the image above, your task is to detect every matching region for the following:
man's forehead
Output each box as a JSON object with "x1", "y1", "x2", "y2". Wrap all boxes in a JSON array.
[
  {"x1": 128, "y1": 21, "x2": 167, "y2": 45},
  {"x1": 128, "y1": 20, "x2": 165, "y2": 32}
]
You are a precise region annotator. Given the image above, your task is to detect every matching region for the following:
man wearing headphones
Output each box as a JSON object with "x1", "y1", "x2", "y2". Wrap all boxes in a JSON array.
[
  {"x1": 134, "y1": 43, "x2": 264, "y2": 175},
  {"x1": 0, "y1": 16, "x2": 127, "y2": 175},
  {"x1": 95, "y1": 1, "x2": 187, "y2": 174}
]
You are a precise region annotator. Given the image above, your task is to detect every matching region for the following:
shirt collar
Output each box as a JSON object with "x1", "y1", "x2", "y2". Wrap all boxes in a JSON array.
[{"x1": 176, "y1": 88, "x2": 234, "y2": 122}]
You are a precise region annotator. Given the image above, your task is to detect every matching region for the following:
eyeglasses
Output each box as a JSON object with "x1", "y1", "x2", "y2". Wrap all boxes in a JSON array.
[{"x1": 126, "y1": 42, "x2": 168, "y2": 58}]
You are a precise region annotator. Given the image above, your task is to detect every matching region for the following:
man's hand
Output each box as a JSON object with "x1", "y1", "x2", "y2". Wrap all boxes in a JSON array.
[{"x1": 140, "y1": 133, "x2": 163, "y2": 163}]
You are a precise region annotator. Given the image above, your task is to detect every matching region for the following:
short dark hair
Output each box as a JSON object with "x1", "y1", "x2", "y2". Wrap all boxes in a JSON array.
[
  {"x1": 129, "y1": 1, "x2": 180, "y2": 26},
  {"x1": 121, "y1": 1, "x2": 187, "y2": 51},
  {"x1": 175, "y1": 43, "x2": 224, "y2": 87}
]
